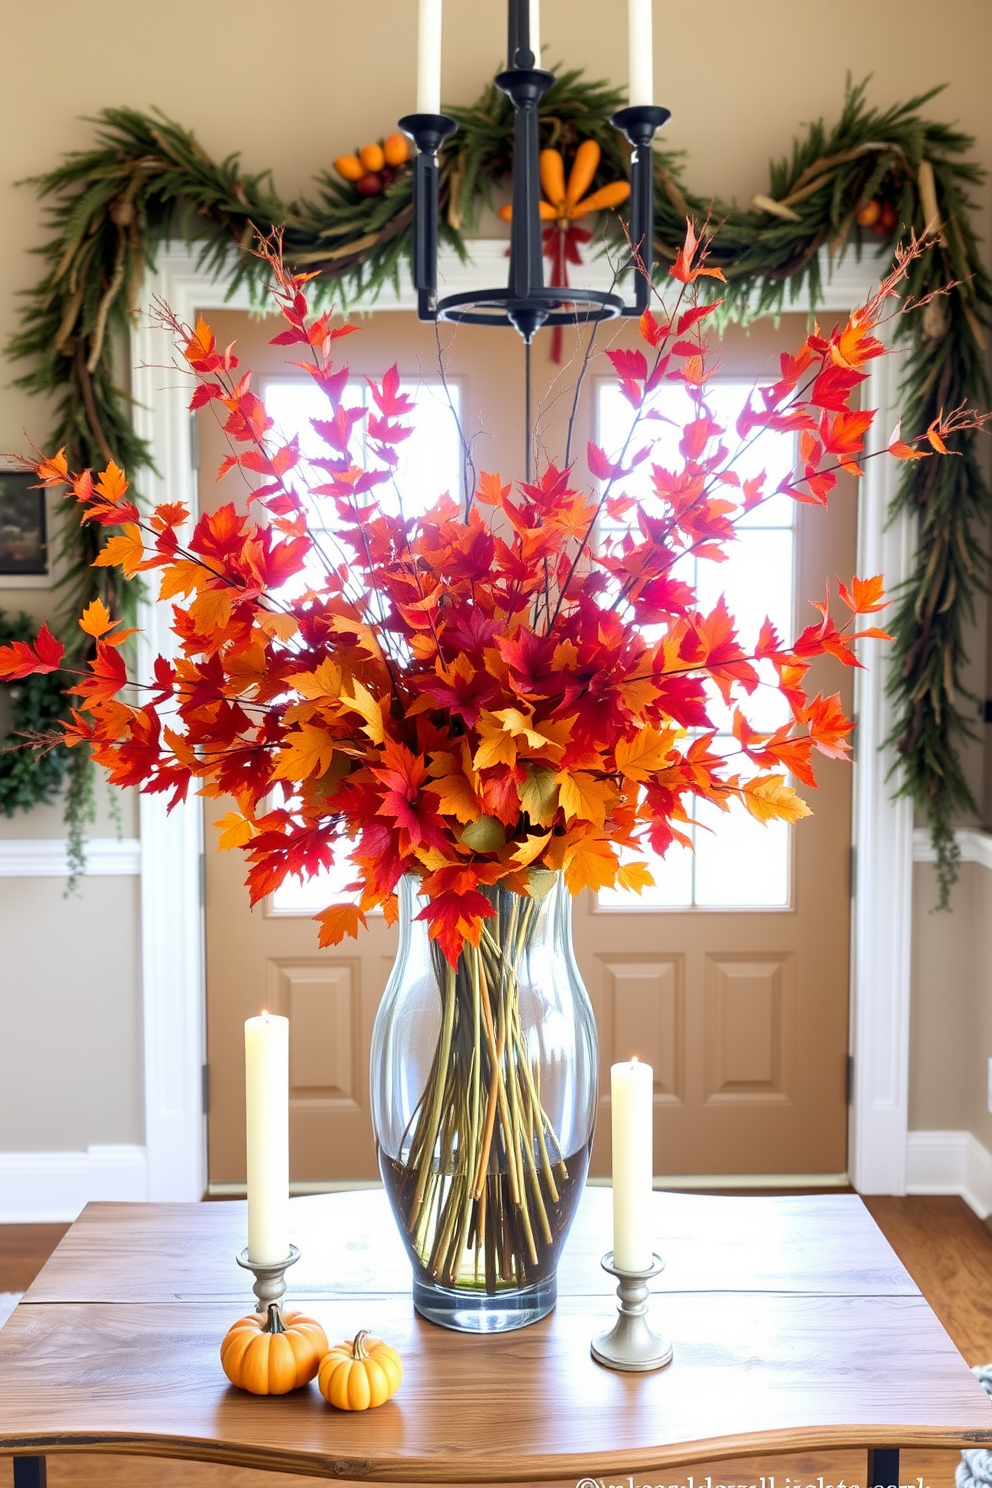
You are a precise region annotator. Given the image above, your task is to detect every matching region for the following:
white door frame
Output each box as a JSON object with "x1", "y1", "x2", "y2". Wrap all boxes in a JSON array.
[{"x1": 130, "y1": 240, "x2": 911, "y2": 1200}]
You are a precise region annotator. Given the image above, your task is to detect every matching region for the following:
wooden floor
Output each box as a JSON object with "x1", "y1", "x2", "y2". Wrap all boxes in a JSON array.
[{"x1": 2, "y1": 1195, "x2": 991, "y2": 1488}]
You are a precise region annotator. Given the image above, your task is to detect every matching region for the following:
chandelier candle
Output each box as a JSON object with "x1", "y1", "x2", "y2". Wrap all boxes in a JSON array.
[
  {"x1": 627, "y1": 0, "x2": 654, "y2": 107},
  {"x1": 244, "y1": 1013, "x2": 290, "y2": 1266},
  {"x1": 417, "y1": 0, "x2": 443, "y2": 115},
  {"x1": 611, "y1": 1059, "x2": 653, "y2": 1272}
]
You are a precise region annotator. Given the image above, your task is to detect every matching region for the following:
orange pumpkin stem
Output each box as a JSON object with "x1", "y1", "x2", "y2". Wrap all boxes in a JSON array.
[
  {"x1": 352, "y1": 1329, "x2": 370, "y2": 1360},
  {"x1": 263, "y1": 1302, "x2": 287, "y2": 1335}
]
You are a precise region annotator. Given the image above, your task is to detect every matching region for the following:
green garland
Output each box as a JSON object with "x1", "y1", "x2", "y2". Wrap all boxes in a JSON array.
[{"x1": 6, "y1": 74, "x2": 990, "y2": 901}]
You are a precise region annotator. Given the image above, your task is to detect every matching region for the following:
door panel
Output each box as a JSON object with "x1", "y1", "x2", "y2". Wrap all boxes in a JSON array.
[{"x1": 198, "y1": 306, "x2": 854, "y2": 1186}]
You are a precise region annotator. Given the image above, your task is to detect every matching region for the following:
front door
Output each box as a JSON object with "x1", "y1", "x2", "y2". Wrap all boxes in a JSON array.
[{"x1": 198, "y1": 305, "x2": 855, "y2": 1189}]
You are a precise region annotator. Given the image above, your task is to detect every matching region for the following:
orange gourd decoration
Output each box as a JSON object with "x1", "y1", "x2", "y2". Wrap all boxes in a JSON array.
[
  {"x1": 220, "y1": 1304, "x2": 329, "y2": 1396},
  {"x1": 317, "y1": 1330, "x2": 403, "y2": 1411}
]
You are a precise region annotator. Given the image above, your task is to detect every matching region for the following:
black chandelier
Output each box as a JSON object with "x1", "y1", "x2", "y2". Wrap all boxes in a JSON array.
[{"x1": 398, "y1": 0, "x2": 669, "y2": 346}]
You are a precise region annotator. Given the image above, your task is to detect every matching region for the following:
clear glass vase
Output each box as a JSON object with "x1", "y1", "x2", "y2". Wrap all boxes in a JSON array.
[{"x1": 370, "y1": 872, "x2": 598, "y2": 1333}]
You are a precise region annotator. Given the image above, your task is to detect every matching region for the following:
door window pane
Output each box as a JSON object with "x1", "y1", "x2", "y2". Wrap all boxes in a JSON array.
[{"x1": 595, "y1": 379, "x2": 797, "y2": 912}]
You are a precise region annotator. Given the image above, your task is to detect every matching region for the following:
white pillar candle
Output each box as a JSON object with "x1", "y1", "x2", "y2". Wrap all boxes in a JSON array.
[
  {"x1": 528, "y1": 0, "x2": 541, "y2": 63},
  {"x1": 245, "y1": 1011, "x2": 289, "y2": 1265},
  {"x1": 611, "y1": 1058, "x2": 654, "y2": 1271},
  {"x1": 417, "y1": 0, "x2": 443, "y2": 115},
  {"x1": 628, "y1": 0, "x2": 654, "y2": 107}
]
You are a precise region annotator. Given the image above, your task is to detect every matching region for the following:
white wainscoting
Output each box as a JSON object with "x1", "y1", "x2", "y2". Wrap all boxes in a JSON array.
[
  {"x1": 906, "y1": 1131, "x2": 992, "y2": 1219},
  {"x1": 0, "y1": 1145, "x2": 148, "y2": 1223},
  {"x1": 0, "y1": 838, "x2": 141, "y2": 876}
]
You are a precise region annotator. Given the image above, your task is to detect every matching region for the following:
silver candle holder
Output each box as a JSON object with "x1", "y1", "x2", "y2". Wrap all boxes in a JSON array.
[
  {"x1": 236, "y1": 1243, "x2": 300, "y2": 1313},
  {"x1": 590, "y1": 1252, "x2": 673, "y2": 1372}
]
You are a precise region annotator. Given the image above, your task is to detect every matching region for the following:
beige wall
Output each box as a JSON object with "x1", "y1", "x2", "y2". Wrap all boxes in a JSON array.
[
  {"x1": 1, "y1": 0, "x2": 991, "y2": 1159},
  {"x1": 911, "y1": 862, "x2": 992, "y2": 1150}
]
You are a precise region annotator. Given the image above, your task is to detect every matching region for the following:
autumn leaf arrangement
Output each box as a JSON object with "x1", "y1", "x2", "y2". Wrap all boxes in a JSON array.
[{"x1": 2, "y1": 223, "x2": 981, "y2": 1291}]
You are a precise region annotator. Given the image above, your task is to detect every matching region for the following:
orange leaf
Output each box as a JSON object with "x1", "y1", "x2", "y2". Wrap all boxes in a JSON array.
[
  {"x1": 78, "y1": 598, "x2": 115, "y2": 638},
  {"x1": 315, "y1": 901, "x2": 366, "y2": 947},
  {"x1": 95, "y1": 462, "x2": 129, "y2": 505},
  {"x1": 92, "y1": 524, "x2": 144, "y2": 577},
  {"x1": 35, "y1": 449, "x2": 68, "y2": 486},
  {"x1": 562, "y1": 834, "x2": 620, "y2": 894}
]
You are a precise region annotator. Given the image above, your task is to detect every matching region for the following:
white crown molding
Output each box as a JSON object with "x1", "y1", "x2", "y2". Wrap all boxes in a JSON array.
[
  {"x1": 0, "y1": 838, "x2": 141, "y2": 877},
  {"x1": 0, "y1": 1144, "x2": 148, "y2": 1223},
  {"x1": 906, "y1": 1129, "x2": 992, "y2": 1219},
  {"x1": 913, "y1": 826, "x2": 992, "y2": 871}
]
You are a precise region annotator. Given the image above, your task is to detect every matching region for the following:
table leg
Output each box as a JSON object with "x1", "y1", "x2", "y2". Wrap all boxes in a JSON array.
[
  {"x1": 867, "y1": 1446, "x2": 900, "y2": 1488},
  {"x1": 12, "y1": 1457, "x2": 46, "y2": 1488}
]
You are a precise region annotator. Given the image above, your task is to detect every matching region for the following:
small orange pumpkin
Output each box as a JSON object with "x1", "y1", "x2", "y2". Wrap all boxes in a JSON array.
[
  {"x1": 220, "y1": 1304, "x2": 328, "y2": 1396},
  {"x1": 317, "y1": 1329, "x2": 403, "y2": 1411}
]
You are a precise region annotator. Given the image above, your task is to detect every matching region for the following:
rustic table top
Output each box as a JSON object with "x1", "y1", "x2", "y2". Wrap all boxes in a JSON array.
[{"x1": 1, "y1": 1187, "x2": 991, "y2": 1482}]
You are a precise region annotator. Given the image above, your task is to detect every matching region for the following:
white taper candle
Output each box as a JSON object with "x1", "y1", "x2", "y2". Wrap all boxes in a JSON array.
[
  {"x1": 529, "y1": 0, "x2": 541, "y2": 63},
  {"x1": 245, "y1": 1011, "x2": 290, "y2": 1265},
  {"x1": 417, "y1": 0, "x2": 443, "y2": 115},
  {"x1": 628, "y1": 0, "x2": 654, "y2": 107},
  {"x1": 611, "y1": 1057, "x2": 654, "y2": 1271}
]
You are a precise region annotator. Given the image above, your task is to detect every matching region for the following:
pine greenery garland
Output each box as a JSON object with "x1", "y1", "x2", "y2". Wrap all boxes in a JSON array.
[{"x1": 5, "y1": 74, "x2": 989, "y2": 901}]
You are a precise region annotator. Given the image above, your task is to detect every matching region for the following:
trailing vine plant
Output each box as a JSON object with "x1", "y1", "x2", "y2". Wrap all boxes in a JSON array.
[{"x1": 5, "y1": 74, "x2": 989, "y2": 900}]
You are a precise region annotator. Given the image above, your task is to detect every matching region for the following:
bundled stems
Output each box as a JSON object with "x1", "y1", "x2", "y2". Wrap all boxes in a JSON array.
[{"x1": 388, "y1": 885, "x2": 572, "y2": 1294}]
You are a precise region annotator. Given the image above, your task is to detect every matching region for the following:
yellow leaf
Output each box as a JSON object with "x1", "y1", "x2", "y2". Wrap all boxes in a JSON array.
[
  {"x1": 338, "y1": 679, "x2": 384, "y2": 744},
  {"x1": 214, "y1": 810, "x2": 260, "y2": 851},
  {"x1": 741, "y1": 774, "x2": 813, "y2": 825},
  {"x1": 93, "y1": 523, "x2": 144, "y2": 577},
  {"x1": 292, "y1": 658, "x2": 344, "y2": 701},
  {"x1": 78, "y1": 598, "x2": 114, "y2": 638},
  {"x1": 272, "y1": 723, "x2": 338, "y2": 782},
  {"x1": 556, "y1": 770, "x2": 613, "y2": 829},
  {"x1": 520, "y1": 765, "x2": 559, "y2": 827},
  {"x1": 257, "y1": 611, "x2": 299, "y2": 642},
  {"x1": 473, "y1": 713, "x2": 518, "y2": 771},
  {"x1": 492, "y1": 706, "x2": 553, "y2": 749},
  {"x1": 617, "y1": 860, "x2": 656, "y2": 894},
  {"x1": 614, "y1": 725, "x2": 676, "y2": 782}
]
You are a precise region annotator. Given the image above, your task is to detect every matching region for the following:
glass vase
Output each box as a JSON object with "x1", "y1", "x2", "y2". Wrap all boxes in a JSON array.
[{"x1": 370, "y1": 872, "x2": 598, "y2": 1333}]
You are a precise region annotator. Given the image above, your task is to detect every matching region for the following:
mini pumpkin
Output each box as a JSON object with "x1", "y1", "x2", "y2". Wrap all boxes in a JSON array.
[
  {"x1": 317, "y1": 1329, "x2": 403, "y2": 1411},
  {"x1": 220, "y1": 1304, "x2": 329, "y2": 1396}
]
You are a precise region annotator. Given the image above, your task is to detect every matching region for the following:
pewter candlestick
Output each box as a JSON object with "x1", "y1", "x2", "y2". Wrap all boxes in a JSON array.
[
  {"x1": 236, "y1": 1244, "x2": 300, "y2": 1313},
  {"x1": 590, "y1": 1252, "x2": 673, "y2": 1372}
]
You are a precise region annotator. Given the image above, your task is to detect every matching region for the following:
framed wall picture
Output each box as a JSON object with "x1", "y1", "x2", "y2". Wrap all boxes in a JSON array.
[{"x1": 0, "y1": 470, "x2": 47, "y2": 576}]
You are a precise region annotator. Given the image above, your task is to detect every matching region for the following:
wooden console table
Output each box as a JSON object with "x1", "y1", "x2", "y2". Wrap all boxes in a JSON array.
[{"x1": 2, "y1": 1188, "x2": 991, "y2": 1486}]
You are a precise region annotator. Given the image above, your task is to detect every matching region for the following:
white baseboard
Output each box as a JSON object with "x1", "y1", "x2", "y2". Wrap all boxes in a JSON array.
[
  {"x1": 913, "y1": 827, "x2": 992, "y2": 870},
  {"x1": 0, "y1": 838, "x2": 141, "y2": 876},
  {"x1": 0, "y1": 1144, "x2": 148, "y2": 1222},
  {"x1": 906, "y1": 1130, "x2": 992, "y2": 1218}
]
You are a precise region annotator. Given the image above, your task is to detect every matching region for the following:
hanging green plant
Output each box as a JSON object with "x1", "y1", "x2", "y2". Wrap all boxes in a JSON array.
[
  {"x1": 5, "y1": 73, "x2": 989, "y2": 901},
  {"x1": 0, "y1": 608, "x2": 73, "y2": 814}
]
